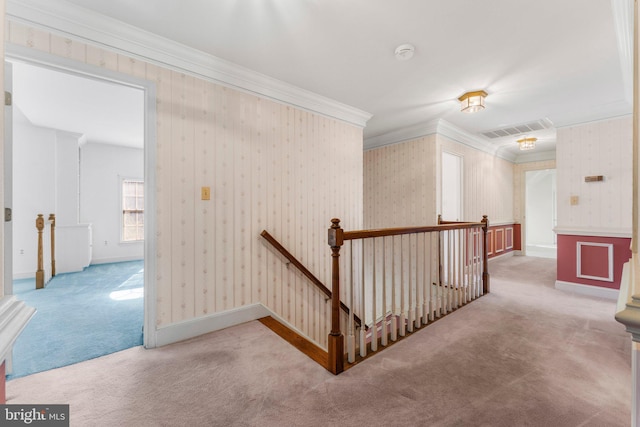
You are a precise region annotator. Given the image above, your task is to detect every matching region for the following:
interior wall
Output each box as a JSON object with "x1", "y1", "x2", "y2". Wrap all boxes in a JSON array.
[
  {"x1": 364, "y1": 136, "x2": 437, "y2": 228},
  {"x1": 79, "y1": 142, "x2": 144, "y2": 264},
  {"x1": 437, "y1": 135, "x2": 514, "y2": 224},
  {"x1": 6, "y1": 21, "x2": 364, "y2": 348},
  {"x1": 556, "y1": 116, "x2": 632, "y2": 232},
  {"x1": 12, "y1": 110, "x2": 56, "y2": 278}
]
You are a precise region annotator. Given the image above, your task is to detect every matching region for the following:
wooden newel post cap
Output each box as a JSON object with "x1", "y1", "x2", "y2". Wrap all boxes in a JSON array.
[
  {"x1": 36, "y1": 214, "x2": 44, "y2": 230},
  {"x1": 328, "y1": 218, "x2": 343, "y2": 248}
]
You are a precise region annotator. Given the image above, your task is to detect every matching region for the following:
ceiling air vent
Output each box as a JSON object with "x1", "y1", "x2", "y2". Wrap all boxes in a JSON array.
[{"x1": 481, "y1": 118, "x2": 553, "y2": 139}]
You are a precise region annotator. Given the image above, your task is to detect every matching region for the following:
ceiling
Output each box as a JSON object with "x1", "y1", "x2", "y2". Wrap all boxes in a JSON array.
[{"x1": 10, "y1": 0, "x2": 633, "y2": 160}]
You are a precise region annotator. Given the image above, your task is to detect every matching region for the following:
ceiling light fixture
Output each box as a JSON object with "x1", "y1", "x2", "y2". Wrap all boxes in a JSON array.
[
  {"x1": 458, "y1": 90, "x2": 487, "y2": 113},
  {"x1": 517, "y1": 137, "x2": 537, "y2": 151},
  {"x1": 394, "y1": 44, "x2": 415, "y2": 61}
]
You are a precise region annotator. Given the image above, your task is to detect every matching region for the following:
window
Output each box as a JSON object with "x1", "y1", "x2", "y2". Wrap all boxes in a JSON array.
[{"x1": 122, "y1": 179, "x2": 144, "y2": 242}]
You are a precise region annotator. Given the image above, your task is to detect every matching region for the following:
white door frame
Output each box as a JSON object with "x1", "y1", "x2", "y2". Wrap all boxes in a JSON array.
[
  {"x1": 4, "y1": 61, "x2": 13, "y2": 297},
  {"x1": 5, "y1": 44, "x2": 158, "y2": 348}
]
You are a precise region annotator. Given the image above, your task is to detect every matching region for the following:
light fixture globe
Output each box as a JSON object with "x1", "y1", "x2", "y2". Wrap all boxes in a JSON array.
[
  {"x1": 458, "y1": 90, "x2": 487, "y2": 113},
  {"x1": 517, "y1": 137, "x2": 537, "y2": 151}
]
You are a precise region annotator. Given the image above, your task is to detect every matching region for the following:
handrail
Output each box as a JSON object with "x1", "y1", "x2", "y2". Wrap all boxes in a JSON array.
[
  {"x1": 343, "y1": 222, "x2": 484, "y2": 240},
  {"x1": 260, "y1": 230, "x2": 364, "y2": 329}
]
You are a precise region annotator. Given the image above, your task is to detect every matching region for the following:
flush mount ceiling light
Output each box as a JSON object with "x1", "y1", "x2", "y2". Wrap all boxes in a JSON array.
[
  {"x1": 458, "y1": 90, "x2": 487, "y2": 113},
  {"x1": 517, "y1": 137, "x2": 537, "y2": 151},
  {"x1": 395, "y1": 44, "x2": 415, "y2": 61}
]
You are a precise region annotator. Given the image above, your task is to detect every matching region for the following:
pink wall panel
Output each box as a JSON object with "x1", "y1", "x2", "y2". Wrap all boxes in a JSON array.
[{"x1": 557, "y1": 234, "x2": 631, "y2": 289}]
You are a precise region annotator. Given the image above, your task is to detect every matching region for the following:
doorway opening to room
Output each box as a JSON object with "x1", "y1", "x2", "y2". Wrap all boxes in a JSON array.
[
  {"x1": 5, "y1": 56, "x2": 153, "y2": 380},
  {"x1": 525, "y1": 169, "x2": 557, "y2": 258}
]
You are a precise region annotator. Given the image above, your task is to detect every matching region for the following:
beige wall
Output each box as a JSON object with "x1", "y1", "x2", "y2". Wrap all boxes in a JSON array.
[
  {"x1": 438, "y1": 135, "x2": 514, "y2": 224},
  {"x1": 364, "y1": 134, "x2": 514, "y2": 229},
  {"x1": 6, "y1": 21, "x2": 364, "y2": 347},
  {"x1": 364, "y1": 136, "x2": 437, "y2": 228},
  {"x1": 556, "y1": 116, "x2": 632, "y2": 233}
]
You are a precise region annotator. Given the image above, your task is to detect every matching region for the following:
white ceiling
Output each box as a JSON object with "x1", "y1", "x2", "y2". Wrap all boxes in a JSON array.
[
  {"x1": 11, "y1": 61, "x2": 144, "y2": 148},
  {"x1": 11, "y1": 0, "x2": 632, "y2": 159}
]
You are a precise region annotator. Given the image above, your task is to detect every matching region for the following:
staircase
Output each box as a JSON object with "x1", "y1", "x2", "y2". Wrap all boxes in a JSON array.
[{"x1": 261, "y1": 215, "x2": 490, "y2": 374}]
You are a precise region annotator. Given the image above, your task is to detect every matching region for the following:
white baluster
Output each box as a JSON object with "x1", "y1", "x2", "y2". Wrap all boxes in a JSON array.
[
  {"x1": 371, "y1": 238, "x2": 378, "y2": 352},
  {"x1": 348, "y1": 241, "x2": 355, "y2": 363},
  {"x1": 360, "y1": 240, "x2": 366, "y2": 358},
  {"x1": 391, "y1": 236, "x2": 398, "y2": 342},
  {"x1": 381, "y1": 237, "x2": 388, "y2": 346}
]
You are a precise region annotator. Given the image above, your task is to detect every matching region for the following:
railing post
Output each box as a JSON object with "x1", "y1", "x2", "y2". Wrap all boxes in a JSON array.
[
  {"x1": 481, "y1": 215, "x2": 490, "y2": 294},
  {"x1": 327, "y1": 218, "x2": 344, "y2": 374},
  {"x1": 49, "y1": 213, "x2": 56, "y2": 277},
  {"x1": 35, "y1": 214, "x2": 45, "y2": 289}
]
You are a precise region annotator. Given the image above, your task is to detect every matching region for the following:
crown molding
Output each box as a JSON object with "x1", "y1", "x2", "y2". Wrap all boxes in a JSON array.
[
  {"x1": 364, "y1": 118, "x2": 518, "y2": 162},
  {"x1": 514, "y1": 149, "x2": 556, "y2": 164},
  {"x1": 6, "y1": 0, "x2": 372, "y2": 128}
]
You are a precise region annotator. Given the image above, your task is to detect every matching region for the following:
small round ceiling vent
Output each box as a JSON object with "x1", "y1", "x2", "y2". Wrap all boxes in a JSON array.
[{"x1": 395, "y1": 44, "x2": 415, "y2": 61}]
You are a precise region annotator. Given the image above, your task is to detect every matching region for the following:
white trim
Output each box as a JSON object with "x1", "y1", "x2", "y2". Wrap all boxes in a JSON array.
[
  {"x1": 505, "y1": 227, "x2": 514, "y2": 250},
  {"x1": 554, "y1": 227, "x2": 632, "y2": 238},
  {"x1": 364, "y1": 119, "x2": 517, "y2": 162},
  {"x1": 90, "y1": 256, "x2": 143, "y2": 265},
  {"x1": 5, "y1": 44, "x2": 161, "y2": 350},
  {"x1": 6, "y1": 0, "x2": 371, "y2": 129},
  {"x1": 555, "y1": 280, "x2": 619, "y2": 300},
  {"x1": 154, "y1": 303, "x2": 325, "y2": 352},
  {"x1": 576, "y1": 241, "x2": 614, "y2": 282},
  {"x1": 0, "y1": 296, "x2": 36, "y2": 365},
  {"x1": 156, "y1": 303, "x2": 270, "y2": 347},
  {"x1": 514, "y1": 149, "x2": 556, "y2": 164}
]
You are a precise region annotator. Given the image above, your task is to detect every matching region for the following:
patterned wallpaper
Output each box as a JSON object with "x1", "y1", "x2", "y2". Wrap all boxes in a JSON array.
[
  {"x1": 364, "y1": 136, "x2": 437, "y2": 228},
  {"x1": 364, "y1": 134, "x2": 514, "y2": 229},
  {"x1": 556, "y1": 116, "x2": 632, "y2": 233},
  {"x1": 6, "y1": 22, "x2": 364, "y2": 348}
]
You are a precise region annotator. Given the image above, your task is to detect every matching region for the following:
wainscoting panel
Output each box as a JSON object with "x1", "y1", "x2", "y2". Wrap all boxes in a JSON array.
[{"x1": 557, "y1": 234, "x2": 631, "y2": 289}]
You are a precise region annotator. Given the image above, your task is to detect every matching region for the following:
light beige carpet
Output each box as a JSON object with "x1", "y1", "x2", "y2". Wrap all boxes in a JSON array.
[{"x1": 6, "y1": 256, "x2": 631, "y2": 426}]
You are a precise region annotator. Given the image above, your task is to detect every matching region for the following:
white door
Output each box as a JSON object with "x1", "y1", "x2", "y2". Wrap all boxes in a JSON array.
[
  {"x1": 4, "y1": 61, "x2": 12, "y2": 296},
  {"x1": 442, "y1": 152, "x2": 462, "y2": 221}
]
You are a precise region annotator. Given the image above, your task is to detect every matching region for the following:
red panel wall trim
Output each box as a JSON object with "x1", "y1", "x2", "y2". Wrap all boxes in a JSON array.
[
  {"x1": 506, "y1": 227, "x2": 514, "y2": 250},
  {"x1": 495, "y1": 229, "x2": 505, "y2": 253},
  {"x1": 557, "y1": 234, "x2": 631, "y2": 289},
  {"x1": 513, "y1": 223, "x2": 522, "y2": 251}
]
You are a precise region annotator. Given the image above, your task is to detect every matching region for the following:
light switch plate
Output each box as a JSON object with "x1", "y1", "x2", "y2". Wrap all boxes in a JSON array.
[{"x1": 201, "y1": 186, "x2": 211, "y2": 200}]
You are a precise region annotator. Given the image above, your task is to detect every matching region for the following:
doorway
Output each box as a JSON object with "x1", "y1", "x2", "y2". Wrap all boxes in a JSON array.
[
  {"x1": 4, "y1": 48, "x2": 157, "y2": 377},
  {"x1": 442, "y1": 151, "x2": 463, "y2": 221},
  {"x1": 525, "y1": 169, "x2": 557, "y2": 258}
]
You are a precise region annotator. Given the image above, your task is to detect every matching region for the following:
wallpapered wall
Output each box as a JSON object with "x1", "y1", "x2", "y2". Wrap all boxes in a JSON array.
[
  {"x1": 438, "y1": 135, "x2": 514, "y2": 224},
  {"x1": 364, "y1": 134, "x2": 515, "y2": 229},
  {"x1": 556, "y1": 116, "x2": 632, "y2": 233},
  {"x1": 6, "y1": 22, "x2": 364, "y2": 348},
  {"x1": 364, "y1": 136, "x2": 437, "y2": 228}
]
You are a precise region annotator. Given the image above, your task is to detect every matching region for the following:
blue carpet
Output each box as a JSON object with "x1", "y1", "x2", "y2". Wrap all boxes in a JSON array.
[{"x1": 7, "y1": 261, "x2": 144, "y2": 380}]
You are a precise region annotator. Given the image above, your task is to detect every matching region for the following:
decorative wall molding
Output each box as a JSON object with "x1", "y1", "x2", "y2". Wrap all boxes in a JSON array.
[
  {"x1": 556, "y1": 280, "x2": 619, "y2": 300},
  {"x1": 554, "y1": 227, "x2": 632, "y2": 238},
  {"x1": 495, "y1": 228, "x2": 505, "y2": 253},
  {"x1": 6, "y1": 0, "x2": 372, "y2": 128},
  {"x1": 506, "y1": 227, "x2": 514, "y2": 250},
  {"x1": 576, "y1": 241, "x2": 614, "y2": 282},
  {"x1": 365, "y1": 118, "x2": 517, "y2": 163}
]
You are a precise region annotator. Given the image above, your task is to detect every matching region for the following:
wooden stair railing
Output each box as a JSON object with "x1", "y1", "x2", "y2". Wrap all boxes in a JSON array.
[
  {"x1": 327, "y1": 216, "x2": 490, "y2": 375},
  {"x1": 260, "y1": 230, "x2": 363, "y2": 329}
]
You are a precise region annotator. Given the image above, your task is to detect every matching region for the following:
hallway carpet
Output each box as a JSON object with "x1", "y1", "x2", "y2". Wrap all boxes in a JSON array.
[
  {"x1": 8, "y1": 261, "x2": 144, "y2": 379},
  {"x1": 6, "y1": 256, "x2": 631, "y2": 426}
]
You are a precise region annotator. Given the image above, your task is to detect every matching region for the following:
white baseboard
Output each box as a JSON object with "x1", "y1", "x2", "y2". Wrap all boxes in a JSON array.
[
  {"x1": 90, "y1": 256, "x2": 144, "y2": 265},
  {"x1": 555, "y1": 280, "x2": 619, "y2": 300},
  {"x1": 155, "y1": 303, "x2": 271, "y2": 347},
  {"x1": 12, "y1": 272, "x2": 34, "y2": 280}
]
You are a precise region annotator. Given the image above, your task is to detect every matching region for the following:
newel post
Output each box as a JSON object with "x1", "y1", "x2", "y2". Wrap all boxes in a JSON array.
[
  {"x1": 49, "y1": 213, "x2": 56, "y2": 277},
  {"x1": 35, "y1": 214, "x2": 45, "y2": 289},
  {"x1": 481, "y1": 215, "x2": 490, "y2": 294},
  {"x1": 327, "y1": 218, "x2": 344, "y2": 375}
]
